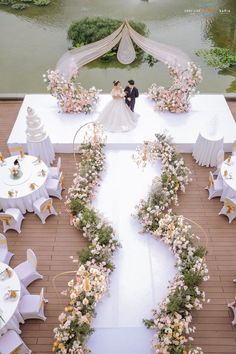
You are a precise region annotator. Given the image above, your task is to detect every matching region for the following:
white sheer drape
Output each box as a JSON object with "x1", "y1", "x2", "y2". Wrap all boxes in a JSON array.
[
  {"x1": 127, "y1": 22, "x2": 190, "y2": 68},
  {"x1": 56, "y1": 21, "x2": 190, "y2": 80},
  {"x1": 56, "y1": 24, "x2": 124, "y2": 80}
]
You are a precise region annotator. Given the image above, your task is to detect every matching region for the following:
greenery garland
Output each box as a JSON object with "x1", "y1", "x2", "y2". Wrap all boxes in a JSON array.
[
  {"x1": 53, "y1": 130, "x2": 120, "y2": 353},
  {"x1": 134, "y1": 133, "x2": 209, "y2": 354}
]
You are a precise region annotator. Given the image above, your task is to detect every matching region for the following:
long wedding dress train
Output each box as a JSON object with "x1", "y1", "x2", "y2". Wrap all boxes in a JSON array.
[{"x1": 97, "y1": 89, "x2": 138, "y2": 133}]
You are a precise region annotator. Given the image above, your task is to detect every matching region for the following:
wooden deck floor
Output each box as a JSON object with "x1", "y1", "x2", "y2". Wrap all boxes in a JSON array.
[{"x1": 1, "y1": 100, "x2": 236, "y2": 353}]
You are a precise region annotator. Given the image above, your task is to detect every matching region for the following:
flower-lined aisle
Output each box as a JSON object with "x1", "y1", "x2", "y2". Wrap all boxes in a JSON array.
[
  {"x1": 53, "y1": 128, "x2": 120, "y2": 353},
  {"x1": 134, "y1": 133, "x2": 209, "y2": 354}
]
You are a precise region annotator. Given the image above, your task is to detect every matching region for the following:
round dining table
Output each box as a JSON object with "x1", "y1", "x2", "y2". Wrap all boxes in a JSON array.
[
  {"x1": 0, "y1": 261, "x2": 22, "y2": 336},
  {"x1": 0, "y1": 155, "x2": 48, "y2": 213},
  {"x1": 220, "y1": 155, "x2": 236, "y2": 202}
]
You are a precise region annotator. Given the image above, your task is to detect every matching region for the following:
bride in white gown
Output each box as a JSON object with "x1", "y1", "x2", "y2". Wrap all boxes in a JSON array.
[{"x1": 97, "y1": 80, "x2": 138, "y2": 133}]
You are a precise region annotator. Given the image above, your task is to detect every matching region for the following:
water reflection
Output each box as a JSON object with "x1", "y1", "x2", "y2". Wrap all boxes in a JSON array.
[
  {"x1": 0, "y1": 0, "x2": 65, "y2": 27},
  {"x1": 204, "y1": 0, "x2": 236, "y2": 50},
  {"x1": 202, "y1": 0, "x2": 236, "y2": 92},
  {"x1": 219, "y1": 68, "x2": 236, "y2": 93},
  {"x1": 0, "y1": 0, "x2": 235, "y2": 93},
  {"x1": 0, "y1": 0, "x2": 204, "y2": 27}
]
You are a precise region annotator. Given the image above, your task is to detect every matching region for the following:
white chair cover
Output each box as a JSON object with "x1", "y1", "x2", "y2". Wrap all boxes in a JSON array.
[
  {"x1": 19, "y1": 287, "x2": 47, "y2": 321},
  {"x1": 45, "y1": 172, "x2": 63, "y2": 200},
  {"x1": 0, "y1": 329, "x2": 31, "y2": 354},
  {"x1": 48, "y1": 157, "x2": 61, "y2": 179},
  {"x1": 14, "y1": 249, "x2": 43, "y2": 287},
  {"x1": 219, "y1": 198, "x2": 236, "y2": 223},
  {"x1": 33, "y1": 197, "x2": 57, "y2": 224},
  {"x1": 0, "y1": 209, "x2": 24, "y2": 234},
  {"x1": 0, "y1": 233, "x2": 14, "y2": 264}
]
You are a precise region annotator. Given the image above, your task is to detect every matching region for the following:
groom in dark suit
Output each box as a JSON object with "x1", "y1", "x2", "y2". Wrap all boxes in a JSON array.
[{"x1": 124, "y1": 80, "x2": 139, "y2": 112}]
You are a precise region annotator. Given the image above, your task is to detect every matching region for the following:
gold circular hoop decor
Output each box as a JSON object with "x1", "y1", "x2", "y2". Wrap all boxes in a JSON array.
[
  {"x1": 52, "y1": 270, "x2": 77, "y2": 305},
  {"x1": 72, "y1": 121, "x2": 100, "y2": 167},
  {"x1": 183, "y1": 216, "x2": 209, "y2": 251}
]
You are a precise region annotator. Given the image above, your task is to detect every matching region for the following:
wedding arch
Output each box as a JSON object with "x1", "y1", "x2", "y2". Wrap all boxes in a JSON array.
[
  {"x1": 56, "y1": 20, "x2": 190, "y2": 80},
  {"x1": 44, "y1": 20, "x2": 202, "y2": 113}
]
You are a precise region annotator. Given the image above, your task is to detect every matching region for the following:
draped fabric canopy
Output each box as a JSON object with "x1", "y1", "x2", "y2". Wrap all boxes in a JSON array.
[{"x1": 56, "y1": 21, "x2": 190, "y2": 80}]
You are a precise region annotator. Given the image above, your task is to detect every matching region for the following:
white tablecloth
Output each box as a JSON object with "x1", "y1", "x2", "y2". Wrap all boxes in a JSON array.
[
  {"x1": 0, "y1": 155, "x2": 48, "y2": 213},
  {"x1": 192, "y1": 131, "x2": 224, "y2": 167},
  {"x1": 0, "y1": 262, "x2": 22, "y2": 336},
  {"x1": 27, "y1": 135, "x2": 55, "y2": 166},
  {"x1": 220, "y1": 156, "x2": 236, "y2": 201}
]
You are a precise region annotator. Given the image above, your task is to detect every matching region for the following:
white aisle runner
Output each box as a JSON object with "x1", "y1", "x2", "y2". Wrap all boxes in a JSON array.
[{"x1": 89, "y1": 150, "x2": 177, "y2": 354}]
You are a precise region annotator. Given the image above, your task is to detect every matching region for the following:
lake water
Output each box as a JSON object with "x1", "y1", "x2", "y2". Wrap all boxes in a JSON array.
[{"x1": 0, "y1": 0, "x2": 235, "y2": 93}]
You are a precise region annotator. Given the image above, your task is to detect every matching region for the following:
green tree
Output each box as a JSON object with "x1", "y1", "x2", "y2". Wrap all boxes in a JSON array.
[
  {"x1": 0, "y1": 0, "x2": 50, "y2": 9},
  {"x1": 68, "y1": 17, "x2": 148, "y2": 47},
  {"x1": 196, "y1": 47, "x2": 236, "y2": 69}
]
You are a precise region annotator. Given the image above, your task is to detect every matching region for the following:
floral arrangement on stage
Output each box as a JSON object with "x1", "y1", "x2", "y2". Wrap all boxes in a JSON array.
[
  {"x1": 43, "y1": 70, "x2": 101, "y2": 114},
  {"x1": 134, "y1": 133, "x2": 209, "y2": 354},
  {"x1": 52, "y1": 127, "x2": 120, "y2": 353},
  {"x1": 148, "y1": 62, "x2": 202, "y2": 113}
]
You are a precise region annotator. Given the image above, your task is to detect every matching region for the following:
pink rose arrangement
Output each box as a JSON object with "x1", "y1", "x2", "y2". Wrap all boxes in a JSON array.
[
  {"x1": 43, "y1": 70, "x2": 101, "y2": 114},
  {"x1": 148, "y1": 62, "x2": 202, "y2": 113}
]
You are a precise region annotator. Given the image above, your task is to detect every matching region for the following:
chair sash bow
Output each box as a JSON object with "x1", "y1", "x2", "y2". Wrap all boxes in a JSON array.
[
  {"x1": 225, "y1": 201, "x2": 236, "y2": 214},
  {"x1": 0, "y1": 215, "x2": 13, "y2": 225}
]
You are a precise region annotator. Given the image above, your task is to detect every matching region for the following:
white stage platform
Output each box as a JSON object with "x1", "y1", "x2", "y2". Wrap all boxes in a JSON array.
[{"x1": 8, "y1": 94, "x2": 236, "y2": 153}]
